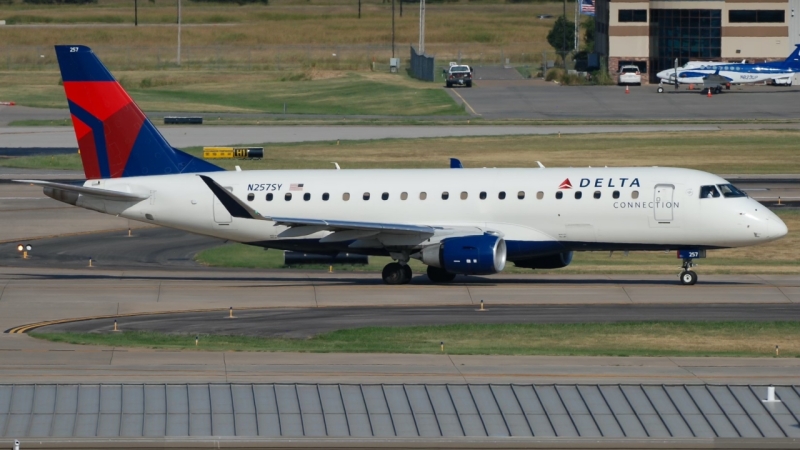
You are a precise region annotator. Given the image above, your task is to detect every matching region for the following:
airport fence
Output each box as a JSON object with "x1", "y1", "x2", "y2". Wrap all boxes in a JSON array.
[{"x1": 1, "y1": 43, "x2": 549, "y2": 72}]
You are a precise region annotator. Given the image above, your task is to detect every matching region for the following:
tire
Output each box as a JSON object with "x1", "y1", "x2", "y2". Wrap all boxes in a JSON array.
[
  {"x1": 401, "y1": 264, "x2": 413, "y2": 284},
  {"x1": 715, "y1": 87, "x2": 722, "y2": 95},
  {"x1": 679, "y1": 270, "x2": 698, "y2": 286},
  {"x1": 427, "y1": 265, "x2": 457, "y2": 283},
  {"x1": 382, "y1": 262, "x2": 406, "y2": 285},
  {"x1": 466, "y1": 81, "x2": 472, "y2": 88},
  {"x1": 446, "y1": 82, "x2": 452, "y2": 88},
  {"x1": 657, "y1": 86, "x2": 664, "y2": 93}
]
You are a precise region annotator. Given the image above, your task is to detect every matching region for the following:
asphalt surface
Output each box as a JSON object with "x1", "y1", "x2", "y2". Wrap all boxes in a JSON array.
[
  {"x1": 452, "y1": 68, "x2": 800, "y2": 119},
  {"x1": 35, "y1": 303, "x2": 800, "y2": 338}
]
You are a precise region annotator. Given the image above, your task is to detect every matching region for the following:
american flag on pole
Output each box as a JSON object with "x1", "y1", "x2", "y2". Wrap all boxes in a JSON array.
[
  {"x1": 290, "y1": 183, "x2": 304, "y2": 191},
  {"x1": 581, "y1": 0, "x2": 595, "y2": 16}
]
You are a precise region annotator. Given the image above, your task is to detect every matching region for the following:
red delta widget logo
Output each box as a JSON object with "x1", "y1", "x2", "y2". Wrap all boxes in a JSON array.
[{"x1": 559, "y1": 178, "x2": 641, "y2": 189}]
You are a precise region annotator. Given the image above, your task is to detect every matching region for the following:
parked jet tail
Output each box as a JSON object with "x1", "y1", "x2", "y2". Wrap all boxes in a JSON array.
[
  {"x1": 55, "y1": 45, "x2": 223, "y2": 180},
  {"x1": 781, "y1": 44, "x2": 800, "y2": 69}
]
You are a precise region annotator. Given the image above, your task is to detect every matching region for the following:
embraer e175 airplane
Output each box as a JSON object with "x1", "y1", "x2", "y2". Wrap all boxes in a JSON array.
[
  {"x1": 19, "y1": 45, "x2": 788, "y2": 286},
  {"x1": 655, "y1": 45, "x2": 800, "y2": 93}
]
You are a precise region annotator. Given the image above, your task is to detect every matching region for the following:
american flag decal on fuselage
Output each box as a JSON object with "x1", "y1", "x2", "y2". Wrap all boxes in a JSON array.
[{"x1": 290, "y1": 183, "x2": 304, "y2": 191}]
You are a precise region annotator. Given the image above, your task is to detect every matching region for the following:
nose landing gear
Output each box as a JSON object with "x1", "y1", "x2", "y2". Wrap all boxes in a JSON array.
[{"x1": 679, "y1": 258, "x2": 698, "y2": 285}]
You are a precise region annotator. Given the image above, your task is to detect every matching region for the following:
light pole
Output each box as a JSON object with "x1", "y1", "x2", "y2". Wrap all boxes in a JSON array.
[
  {"x1": 419, "y1": 0, "x2": 425, "y2": 54},
  {"x1": 562, "y1": 0, "x2": 566, "y2": 67},
  {"x1": 177, "y1": 0, "x2": 181, "y2": 66},
  {"x1": 391, "y1": 0, "x2": 395, "y2": 58},
  {"x1": 135, "y1": 0, "x2": 138, "y2": 26}
]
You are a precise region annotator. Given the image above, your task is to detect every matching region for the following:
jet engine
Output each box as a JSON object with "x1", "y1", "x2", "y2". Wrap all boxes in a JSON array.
[
  {"x1": 513, "y1": 251, "x2": 573, "y2": 269},
  {"x1": 418, "y1": 234, "x2": 506, "y2": 275}
]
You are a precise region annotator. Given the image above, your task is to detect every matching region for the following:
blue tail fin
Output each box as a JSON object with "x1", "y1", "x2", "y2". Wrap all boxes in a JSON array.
[
  {"x1": 55, "y1": 45, "x2": 223, "y2": 179},
  {"x1": 782, "y1": 44, "x2": 800, "y2": 69}
]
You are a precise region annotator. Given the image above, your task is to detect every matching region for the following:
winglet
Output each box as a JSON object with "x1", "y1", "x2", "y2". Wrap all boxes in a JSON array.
[
  {"x1": 198, "y1": 175, "x2": 267, "y2": 220},
  {"x1": 450, "y1": 158, "x2": 464, "y2": 169}
]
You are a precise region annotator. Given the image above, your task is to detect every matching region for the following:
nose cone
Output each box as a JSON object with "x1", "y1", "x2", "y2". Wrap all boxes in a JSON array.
[{"x1": 768, "y1": 215, "x2": 789, "y2": 239}]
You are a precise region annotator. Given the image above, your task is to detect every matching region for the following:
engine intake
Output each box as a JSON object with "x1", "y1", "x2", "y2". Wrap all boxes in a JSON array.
[
  {"x1": 419, "y1": 234, "x2": 506, "y2": 275},
  {"x1": 513, "y1": 251, "x2": 573, "y2": 269}
]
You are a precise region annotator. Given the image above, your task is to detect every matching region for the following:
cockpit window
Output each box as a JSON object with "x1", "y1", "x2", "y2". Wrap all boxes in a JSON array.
[
  {"x1": 717, "y1": 184, "x2": 747, "y2": 198},
  {"x1": 700, "y1": 185, "x2": 720, "y2": 198}
]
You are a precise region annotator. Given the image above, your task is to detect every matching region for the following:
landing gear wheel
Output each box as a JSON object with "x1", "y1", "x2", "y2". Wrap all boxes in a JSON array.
[
  {"x1": 715, "y1": 86, "x2": 722, "y2": 95},
  {"x1": 382, "y1": 262, "x2": 406, "y2": 285},
  {"x1": 679, "y1": 270, "x2": 698, "y2": 286},
  {"x1": 401, "y1": 264, "x2": 413, "y2": 284},
  {"x1": 426, "y1": 265, "x2": 457, "y2": 283},
  {"x1": 657, "y1": 86, "x2": 664, "y2": 93}
]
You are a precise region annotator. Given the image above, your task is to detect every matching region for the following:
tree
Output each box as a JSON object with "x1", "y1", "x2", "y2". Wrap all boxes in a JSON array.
[
  {"x1": 582, "y1": 16, "x2": 595, "y2": 53},
  {"x1": 546, "y1": 15, "x2": 576, "y2": 65}
]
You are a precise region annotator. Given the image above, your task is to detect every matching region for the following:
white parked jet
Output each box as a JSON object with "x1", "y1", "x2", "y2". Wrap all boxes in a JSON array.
[
  {"x1": 655, "y1": 45, "x2": 800, "y2": 93},
  {"x1": 19, "y1": 45, "x2": 788, "y2": 285}
]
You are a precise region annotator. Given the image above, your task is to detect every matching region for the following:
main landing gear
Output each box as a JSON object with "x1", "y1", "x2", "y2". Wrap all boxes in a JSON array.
[
  {"x1": 382, "y1": 262, "x2": 412, "y2": 285},
  {"x1": 679, "y1": 258, "x2": 698, "y2": 286}
]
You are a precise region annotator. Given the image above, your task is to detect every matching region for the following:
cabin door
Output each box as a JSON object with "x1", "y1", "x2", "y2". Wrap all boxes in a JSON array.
[
  {"x1": 213, "y1": 187, "x2": 233, "y2": 224},
  {"x1": 654, "y1": 184, "x2": 674, "y2": 222}
]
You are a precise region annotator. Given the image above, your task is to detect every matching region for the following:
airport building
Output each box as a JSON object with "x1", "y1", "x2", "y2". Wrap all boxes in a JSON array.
[{"x1": 594, "y1": 0, "x2": 800, "y2": 82}]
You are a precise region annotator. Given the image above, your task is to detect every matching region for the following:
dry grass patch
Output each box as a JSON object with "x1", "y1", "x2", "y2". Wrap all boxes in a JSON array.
[{"x1": 31, "y1": 322, "x2": 800, "y2": 356}]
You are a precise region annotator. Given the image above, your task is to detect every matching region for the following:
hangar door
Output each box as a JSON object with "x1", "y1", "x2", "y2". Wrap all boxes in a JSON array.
[{"x1": 654, "y1": 184, "x2": 674, "y2": 222}]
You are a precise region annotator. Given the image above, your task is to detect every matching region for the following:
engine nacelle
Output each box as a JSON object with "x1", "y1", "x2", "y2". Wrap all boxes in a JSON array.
[
  {"x1": 513, "y1": 251, "x2": 573, "y2": 269},
  {"x1": 419, "y1": 234, "x2": 507, "y2": 275}
]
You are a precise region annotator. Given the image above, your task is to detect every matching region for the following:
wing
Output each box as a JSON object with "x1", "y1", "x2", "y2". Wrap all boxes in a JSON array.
[
  {"x1": 15, "y1": 180, "x2": 149, "y2": 201},
  {"x1": 199, "y1": 175, "x2": 437, "y2": 236}
]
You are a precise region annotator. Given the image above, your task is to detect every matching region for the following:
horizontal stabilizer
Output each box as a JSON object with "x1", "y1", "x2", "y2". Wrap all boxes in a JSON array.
[{"x1": 15, "y1": 180, "x2": 149, "y2": 201}]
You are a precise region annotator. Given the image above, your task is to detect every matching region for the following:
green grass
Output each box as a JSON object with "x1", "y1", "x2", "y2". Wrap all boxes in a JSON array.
[
  {"x1": 0, "y1": 71, "x2": 463, "y2": 115},
  {"x1": 30, "y1": 321, "x2": 800, "y2": 357},
  {"x1": 8, "y1": 119, "x2": 73, "y2": 127}
]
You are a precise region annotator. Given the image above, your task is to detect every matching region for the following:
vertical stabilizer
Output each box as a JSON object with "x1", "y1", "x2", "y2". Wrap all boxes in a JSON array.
[
  {"x1": 783, "y1": 44, "x2": 800, "y2": 69},
  {"x1": 55, "y1": 45, "x2": 222, "y2": 179}
]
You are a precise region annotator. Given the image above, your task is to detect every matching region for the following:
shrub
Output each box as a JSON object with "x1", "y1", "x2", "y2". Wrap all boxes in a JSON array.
[{"x1": 544, "y1": 68, "x2": 563, "y2": 82}]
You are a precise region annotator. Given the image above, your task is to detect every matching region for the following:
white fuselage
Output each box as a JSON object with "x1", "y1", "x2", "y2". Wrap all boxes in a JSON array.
[
  {"x1": 657, "y1": 65, "x2": 795, "y2": 86},
  {"x1": 74, "y1": 167, "x2": 787, "y2": 261}
]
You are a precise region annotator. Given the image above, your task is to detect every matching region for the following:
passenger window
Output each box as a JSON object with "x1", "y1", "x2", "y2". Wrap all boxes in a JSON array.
[
  {"x1": 536, "y1": 191, "x2": 544, "y2": 200},
  {"x1": 480, "y1": 192, "x2": 487, "y2": 200},
  {"x1": 612, "y1": 191, "x2": 620, "y2": 199},
  {"x1": 363, "y1": 192, "x2": 370, "y2": 201},
  {"x1": 382, "y1": 192, "x2": 389, "y2": 200},
  {"x1": 517, "y1": 191, "x2": 525, "y2": 200},
  {"x1": 342, "y1": 193, "x2": 350, "y2": 201},
  {"x1": 401, "y1": 192, "x2": 408, "y2": 200},
  {"x1": 266, "y1": 193, "x2": 273, "y2": 201},
  {"x1": 594, "y1": 191, "x2": 601, "y2": 199},
  {"x1": 303, "y1": 193, "x2": 310, "y2": 201},
  {"x1": 700, "y1": 185, "x2": 721, "y2": 198},
  {"x1": 420, "y1": 192, "x2": 427, "y2": 200},
  {"x1": 442, "y1": 192, "x2": 449, "y2": 200},
  {"x1": 247, "y1": 193, "x2": 254, "y2": 202},
  {"x1": 575, "y1": 191, "x2": 582, "y2": 199},
  {"x1": 631, "y1": 190, "x2": 639, "y2": 199},
  {"x1": 285, "y1": 193, "x2": 292, "y2": 201},
  {"x1": 556, "y1": 191, "x2": 563, "y2": 199},
  {"x1": 322, "y1": 193, "x2": 329, "y2": 201},
  {"x1": 498, "y1": 191, "x2": 506, "y2": 200},
  {"x1": 460, "y1": 192, "x2": 468, "y2": 200}
]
